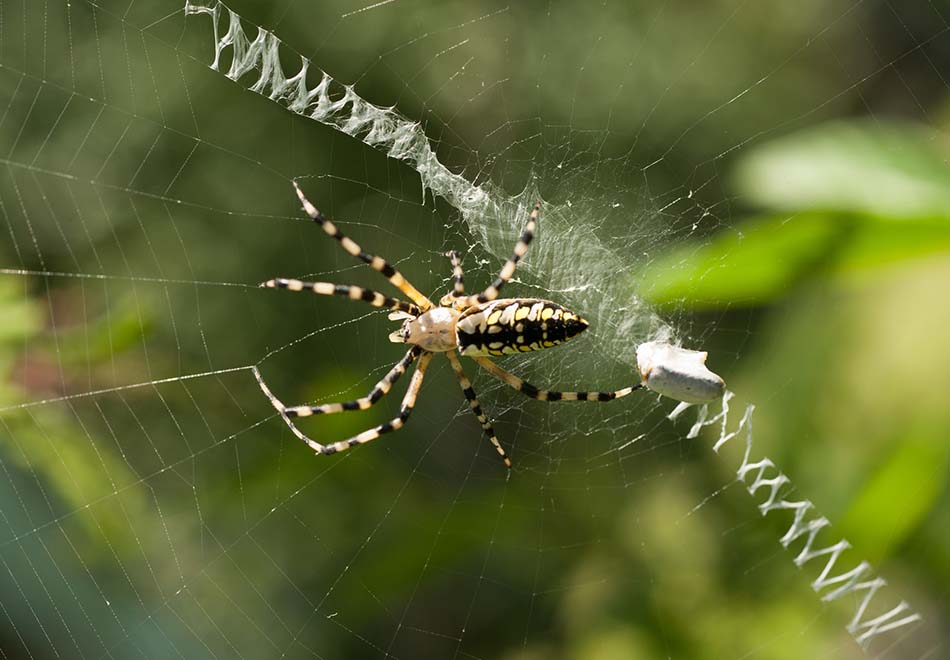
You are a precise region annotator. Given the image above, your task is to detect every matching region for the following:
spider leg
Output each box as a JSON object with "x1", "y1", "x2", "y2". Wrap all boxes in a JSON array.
[
  {"x1": 447, "y1": 250, "x2": 465, "y2": 296},
  {"x1": 261, "y1": 278, "x2": 420, "y2": 315},
  {"x1": 439, "y1": 250, "x2": 466, "y2": 306},
  {"x1": 322, "y1": 352, "x2": 432, "y2": 455},
  {"x1": 472, "y1": 356, "x2": 642, "y2": 402},
  {"x1": 446, "y1": 351, "x2": 511, "y2": 468},
  {"x1": 282, "y1": 347, "x2": 421, "y2": 418},
  {"x1": 293, "y1": 181, "x2": 433, "y2": 310},
  {"x1": 463, "y1": 201, "x2": 539, "y2": 307},
  {"x1": 253, "y1": 352, "x2": 433, "y2": 456}
]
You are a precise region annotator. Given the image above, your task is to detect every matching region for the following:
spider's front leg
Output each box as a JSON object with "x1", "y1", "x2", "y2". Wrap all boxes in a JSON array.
[
  {"x1": 323, "y1": 352, "x2": 433, "y2": 455},
  {"x1": 293, "y1": 181, "x2": 434, "y2": 310},
  {"x1": 262, "y1": 278, "x2": 420, "y2": 315},
  {"x1": 282, "y1": 347, "x2": 420, "y2": 418},
  {"x1": 252, "y1": 350, "x2": 431, "y2": 456}
]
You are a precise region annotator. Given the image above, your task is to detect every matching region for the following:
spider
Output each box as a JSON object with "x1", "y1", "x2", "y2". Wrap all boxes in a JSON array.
[{"x1": 253, "y1": 182, "x2": 644, "y2": 468}]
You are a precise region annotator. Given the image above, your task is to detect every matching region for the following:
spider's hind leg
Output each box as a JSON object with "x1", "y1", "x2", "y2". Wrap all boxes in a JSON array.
[
  {"x1": 463, "y1": 201, "x2": 539, "y2": 306},
  {"x1": 446, "y1": 352, "x2": 511, "y2": 468},
  {"x1": 472, "y1": 356, "x2": 642, "y2": 402}
]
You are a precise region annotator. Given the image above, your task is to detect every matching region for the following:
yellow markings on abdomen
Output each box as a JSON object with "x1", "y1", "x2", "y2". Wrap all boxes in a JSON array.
[{"x1": 456, "y1": 298, "x2": 589, "y2": 357}]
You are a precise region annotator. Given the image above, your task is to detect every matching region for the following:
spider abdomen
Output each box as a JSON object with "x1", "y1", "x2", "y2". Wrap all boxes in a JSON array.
[{"x1": 456, "y1": 298, "x2": 589, "y2": 357}]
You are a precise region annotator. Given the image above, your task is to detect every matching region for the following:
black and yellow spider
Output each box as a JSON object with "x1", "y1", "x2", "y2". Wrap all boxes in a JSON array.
[{"x1": 254, "y1": 182, "x2": 644, "y2": 467}]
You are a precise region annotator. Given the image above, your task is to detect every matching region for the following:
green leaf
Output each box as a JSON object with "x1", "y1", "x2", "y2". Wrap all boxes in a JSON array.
[
  {"x1": 835, "y1": 218, "x2": 950, "y2": 273},
  {"x1": 639, "y1": 213, "x2": 842, "y2": 308},
  {"x1": 641, "y1": 213, "x2": 950, "y2": 309},
  {"x1": 734, "y1": 120, "x2": 950, "y2": 219},
  {"x1": 839, "y1": 434, "x2": 948, "y2": 564}
]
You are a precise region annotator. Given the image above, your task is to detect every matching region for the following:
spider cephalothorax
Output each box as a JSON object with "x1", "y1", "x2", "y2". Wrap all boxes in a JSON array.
[{"x1": 254, "y1": 182, "x2": 643, "y2": 468}]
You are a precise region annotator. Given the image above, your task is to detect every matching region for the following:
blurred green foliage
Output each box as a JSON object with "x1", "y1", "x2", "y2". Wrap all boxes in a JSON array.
[{"x1": 641, "y1": 120, "x2": 950, "y2": 308}]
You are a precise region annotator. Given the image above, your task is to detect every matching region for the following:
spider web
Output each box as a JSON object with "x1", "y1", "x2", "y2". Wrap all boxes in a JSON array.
[{"x1": 0, "y1": 1, "x2": 946, "y2": 658}]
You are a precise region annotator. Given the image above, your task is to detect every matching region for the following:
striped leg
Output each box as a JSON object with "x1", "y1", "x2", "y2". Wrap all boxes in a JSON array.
[
  {"x1": 261, "y1": 278, "x2": 420, "y2": 315},
  {"x1": 446, "y1": 250, "x2": 465, "y2": 296},
  {"x1": 293, "y1": 181, "x2": 433, "y2": 310},
  {"x1": 322, "y1": 351, "x2": 432, "y2": 455},
  {"x1": 446, "y1": 352, "x2": 511, "y2": 468},
  {"x1": 473, "y1": 356, "x2": 642, "y2": 402},
  {"x1": 463, "y1": 201, "x2": 539, "y2": 307},
  {"x1": 283, "y1": 347, "x2": 420, "y2": 418},
  {"x1": 253, "y1": 352, "x2": 432, "y2": 456},
  {"x1": 439, "y1": 250, "x2": 466, "y2": 306}
]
